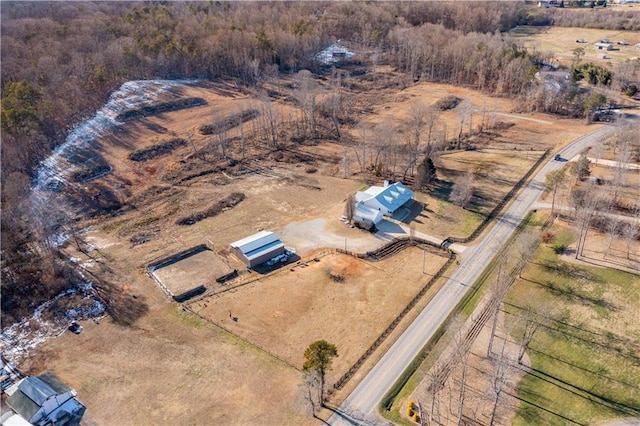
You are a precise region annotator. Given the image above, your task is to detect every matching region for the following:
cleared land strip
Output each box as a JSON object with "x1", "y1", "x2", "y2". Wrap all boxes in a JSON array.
[{"x1": 327, "y1": 124, "x2": 619, "y2": 425}]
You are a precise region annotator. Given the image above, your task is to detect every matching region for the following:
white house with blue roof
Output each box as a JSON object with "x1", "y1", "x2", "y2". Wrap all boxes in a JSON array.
[{"x1": 354, "y1": 181, "x2": 414, "y2": 224}]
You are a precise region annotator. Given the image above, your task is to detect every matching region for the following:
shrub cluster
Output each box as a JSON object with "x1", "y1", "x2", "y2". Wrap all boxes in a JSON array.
[
  {"x1": 198, "y1": 108, "x2": 260, "y2": 135},
  {"x1": 128, "y1": 138, "x2": 187, "y2": 162},
  {"x1": 71, "y1": 164, "x2": 111, "y2": 182},
  {"x1": 433, "y1": 95, "x2": 461, "y2": 111},
  {"x1": 116, "y1": 97, "x2": 207, "y2": 122},
  {"x1": 176, "y1": 192, "x2": 245, "y2": 225}
]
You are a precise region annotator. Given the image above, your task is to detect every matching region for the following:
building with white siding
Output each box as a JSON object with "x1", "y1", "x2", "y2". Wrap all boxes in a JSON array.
[
  {"x1": 355, "y1": 181, "x2": 414, "y2": 218},
  {"x1": 230, "y1": 231, "x2": 286, "y2": 268}
]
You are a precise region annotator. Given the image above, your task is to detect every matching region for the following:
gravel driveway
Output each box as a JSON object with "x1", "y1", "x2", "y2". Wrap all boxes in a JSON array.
[{"x1": 278, "y1": 218, "x2": 385, "y2": 255}]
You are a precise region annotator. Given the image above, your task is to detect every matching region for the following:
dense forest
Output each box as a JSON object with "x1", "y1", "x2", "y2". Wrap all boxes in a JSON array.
[{"x1": 1, "y1": 1, "x2": 639, "y2": 325}]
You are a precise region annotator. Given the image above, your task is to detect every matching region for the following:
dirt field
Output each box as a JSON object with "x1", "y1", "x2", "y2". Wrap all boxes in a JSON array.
[
  {"x1": 510, "y1": 25, "x2": 640, "y2": 68},
  {"x1": 189, "y1": 249, "x2": 450, "y2": 386},
  {"x1": 152, "y1": 249, "x2": 234, "y2": 296}
]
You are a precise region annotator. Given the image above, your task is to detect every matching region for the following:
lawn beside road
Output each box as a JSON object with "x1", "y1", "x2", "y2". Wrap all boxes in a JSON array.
[{"x1": 507, "y1": 222, "x2": 640, "y2": 425}]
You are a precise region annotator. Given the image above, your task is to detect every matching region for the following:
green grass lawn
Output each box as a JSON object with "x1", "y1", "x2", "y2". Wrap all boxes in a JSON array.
[{"x1": 507, "y1": 230, "x2": 640, "y2": 425}]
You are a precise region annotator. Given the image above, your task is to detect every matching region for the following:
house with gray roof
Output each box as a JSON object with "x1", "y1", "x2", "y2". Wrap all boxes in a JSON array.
[{"x1": 4, "y1": 373, "x2": 85, "y2": 426}]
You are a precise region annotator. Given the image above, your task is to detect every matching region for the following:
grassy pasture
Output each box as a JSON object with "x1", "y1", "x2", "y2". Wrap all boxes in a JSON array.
[
  {"x1": 507, "y1": 222, "x2": 640, "y2": 425},
  {"x1": 510, "y1": 25, "x2": 640, "y2": 68}
]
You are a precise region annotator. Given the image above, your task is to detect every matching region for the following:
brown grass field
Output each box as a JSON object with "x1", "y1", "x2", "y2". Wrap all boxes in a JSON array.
[
  {"x1": 24, "y1": 75, "x2": 612, "y2": 425},
  {"x1": 189, "y1": 249, "x2": 450, "y2": 385},
  {"x1": 510, "y1": 25, "x2": 640, "y2": 68}
]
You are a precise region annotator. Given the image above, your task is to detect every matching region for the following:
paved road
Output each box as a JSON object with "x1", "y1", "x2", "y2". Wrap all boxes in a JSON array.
[{"x1": 327, "y1": 124, "x2": 618, "y2": 425}]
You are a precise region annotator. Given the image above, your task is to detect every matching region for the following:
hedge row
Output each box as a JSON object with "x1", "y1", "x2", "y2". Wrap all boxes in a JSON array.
[
  {"x1": 72, "y1": 164, "x2": 112, "y2": 182},
  {"x1": 198, "y1": 108, "x2": 260, "y2": 135},
  {"x1": 116, "y1": 97, "x2": 207, "y2": 121},
  {"x1": 128, "y1": 137, "x2": 187, "y2": 162},
  {"x1": 176, "y1": 192, "x2": 245, "y2": 225}
]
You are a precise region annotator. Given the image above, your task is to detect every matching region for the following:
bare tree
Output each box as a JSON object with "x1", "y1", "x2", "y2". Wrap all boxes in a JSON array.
[
  {"x1": 610, "y1": 135, "x2": 631, "y2": 205},
  {"x1": 353, "y1": 124, "x2": 368, "y2": 174},
  {"x1": 544, "y1": 169, "x2": 566, "y2": 214},
  {"x1": 330, "y1": 68, "x2": 345, "y2": 139},
  {"x1": 260, "y1": 95, "x2": 280, "y2": 150},
  {"x1": 515, "y1": 305, "x2": 542, "y2": 365},
  {"x1": 425, "y1": 108, "x2": 440, "y2": 156},
  {"x1": 300, "y1": 371, "x2": 321, "y2": 419},
  {"x1": 572, "y1": 182, "x2": 605, "y2": 258},
  {"x1": 295, "y1": 69, "x2": 319, "y2": 139},
  {"x1": 621, "y1": 222, "x2": 639, "y2": 260},
  {"x1": 489, "y1": 343, "x2": 513, "y2": 426},
  {"x1": 516, "y1": 230, "x2": 540, "y2": 274},
  {"x1": 427, "y1": 362, "x2": 444, "y2": 425},
  {"x1": 456, "y1": 100, "x2": 473, "y2": 148},
  {"x1": 344, "y1": 194, "x2": 356, "y2": 224},
  {"x1": 604, "y1": 217, "x2": 621, "y2": 258},
  {"x1": 371, "y1": 120, "x2": 394, "y2": 176},
  {"x1": 234, "y1": 107, "x2": 247, "y2": 160},
  {"x1": 487, "y1": 256, "x2": 510, "y2": 358},
  {"x1": 450, "y1": 170, "x2": 474, "y2": 209}
]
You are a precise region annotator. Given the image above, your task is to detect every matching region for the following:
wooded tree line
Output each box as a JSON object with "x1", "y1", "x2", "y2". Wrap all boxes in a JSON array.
[
  {"x1": 544, "y1": 7, "x2": 640, "y2": 31},
  {"x1": 0, "y1": 1, "x2": 633, "y2": 325}
]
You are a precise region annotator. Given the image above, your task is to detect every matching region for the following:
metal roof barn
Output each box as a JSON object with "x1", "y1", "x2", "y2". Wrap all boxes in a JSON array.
[
  {"x1": 355, "y1": 181, "x2": 414, "y2": 217},
  {"x1": 230, "y1": 231, "x2": 286, "y2": 268}
]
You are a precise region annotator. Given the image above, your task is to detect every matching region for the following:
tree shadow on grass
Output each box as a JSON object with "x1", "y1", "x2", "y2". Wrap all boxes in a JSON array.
[
  {"x1": 525, "y1": 365, "x2": 640, "y2": 418},
  {"x1": 82, "y1": 267, "x2": 149, "y2": 327},
  {"x1": 534, "y1": 259, "x2": 605, "y2": 284},
  {"x1": 526, "y1": 345, "x2": 640, "y2": 392},
  {"x1": 519, "y1": 276, "x2": 619, "y2": 314}
]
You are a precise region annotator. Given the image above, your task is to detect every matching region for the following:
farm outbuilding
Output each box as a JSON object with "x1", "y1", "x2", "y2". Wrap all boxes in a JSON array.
[
  {"x1": 595, "y1": 42, "x2": 613, "y2": 51},
  {"x1": 355, "y1": 181, "x2": 414, "y2": 217},
  {"x1": 230, "y1": 230, "x2": 285, "y2": 268}
]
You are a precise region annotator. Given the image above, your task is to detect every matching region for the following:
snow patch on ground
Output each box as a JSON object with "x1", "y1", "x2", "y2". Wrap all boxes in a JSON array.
[{"x1": 0, "y1": 284, "x2": 105, "y2": 362}]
